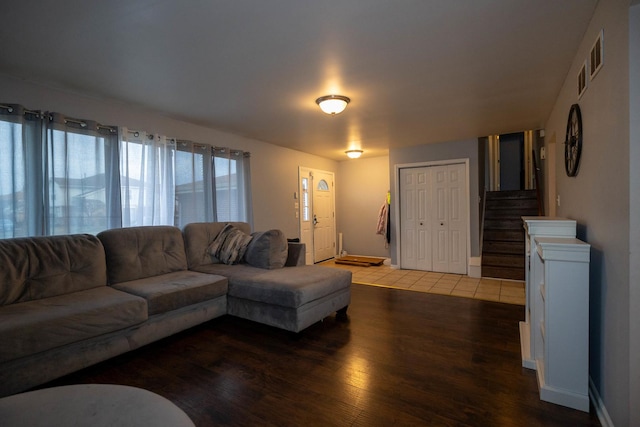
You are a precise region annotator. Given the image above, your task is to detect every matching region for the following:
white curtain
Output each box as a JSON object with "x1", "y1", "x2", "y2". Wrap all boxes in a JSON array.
[
  {"x1": 213, "y1": 147, "x2": 252, "y2": 226},
  {"x1": 0, "y1": 104, "x2": 43, "y2": 238},
  {"x1": 120, "y1": 128, "x2": 175, "y2": 226},
  {"x1": 44, "y1": 112, "x2": 121, "y2": 236}
]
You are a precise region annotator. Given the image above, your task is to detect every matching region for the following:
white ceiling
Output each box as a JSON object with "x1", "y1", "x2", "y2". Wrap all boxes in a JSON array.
[{"x1": 0, "y1": 1, "x2": 597, "y2": 160}]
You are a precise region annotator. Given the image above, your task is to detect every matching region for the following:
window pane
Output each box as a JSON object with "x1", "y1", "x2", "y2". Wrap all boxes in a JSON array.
[
  {"x1": 175, "y1": 147, "x2": 208, "y2": 226},
  {"x1": 0, "y1": 121, "x2": 24, "y2": 238},
  {"x1": 215, "y1": 155, "x2": 240, "y2": 222},
  {"x1": 47, "y1": 129, "x2": 110, "y2": 235},
  {"x1": 120, "y1": 133, "x2": 175, "y2": 227},
  {"x1": 302, "y1": 177, "x2": 309, "y2": 222},
  {"x1": 317, "y1": 179, "x2": 329, "y2": 191}
]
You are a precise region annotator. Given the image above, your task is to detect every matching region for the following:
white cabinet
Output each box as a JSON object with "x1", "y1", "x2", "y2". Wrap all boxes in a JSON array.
[
  {"x1": 520, "y1": 217, "x2": 576, "y2": 369},
  {"x1": 533, "y1": 237, "x2": 590, "y2": 411}
]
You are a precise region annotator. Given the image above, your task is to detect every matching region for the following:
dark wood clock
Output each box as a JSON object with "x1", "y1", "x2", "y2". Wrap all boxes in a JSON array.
[{"x1": 564, "y1": 104, "x2": 583, "y2": 177}]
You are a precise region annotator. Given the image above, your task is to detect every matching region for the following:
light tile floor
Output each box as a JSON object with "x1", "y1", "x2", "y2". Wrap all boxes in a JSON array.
[{"x1": 322, "y1": 260, "x2": 525, "y2": 306}]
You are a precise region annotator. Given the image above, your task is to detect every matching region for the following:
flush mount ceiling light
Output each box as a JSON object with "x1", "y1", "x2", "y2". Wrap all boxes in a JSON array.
[
  {"x1": 345, "y1": 149, "x2": 363, "y2": 159},
  {"x1": 315, "y1": 95, "x2": 350, "y2": 115}
]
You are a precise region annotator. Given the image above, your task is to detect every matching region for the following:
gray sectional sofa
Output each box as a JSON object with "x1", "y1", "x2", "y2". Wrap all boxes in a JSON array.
[
  {"x1": 0, "y1": 223, "x2": 351, "y2": 398},
  {"x1": 183, "y1": 222, "x2": 352, "y2": 333}
]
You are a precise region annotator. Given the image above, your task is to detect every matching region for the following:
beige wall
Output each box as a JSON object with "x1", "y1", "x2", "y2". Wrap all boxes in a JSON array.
[
  {"x1": 543, "y1": 0, "x2": 633, "y2": 424},
  {"x1": 336, "y1": 156, "x2": 391, "y2": 258},
  {"x1": 0, "y1": 74, "x2": 338, "y2": 239}
]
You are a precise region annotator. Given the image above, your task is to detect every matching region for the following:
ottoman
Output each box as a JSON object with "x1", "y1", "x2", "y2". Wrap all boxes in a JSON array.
[{"x1": 0, "y1": 384, "x2": 195, "y2": 427}]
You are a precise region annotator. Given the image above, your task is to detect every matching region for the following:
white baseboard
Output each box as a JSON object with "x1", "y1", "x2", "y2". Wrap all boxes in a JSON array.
[
  {"x1": 468, "y1": 256, "x2": 482, "y2": 278},
  {"x1": 589, "y1": 376, "x2": 614, "y2": 427}
]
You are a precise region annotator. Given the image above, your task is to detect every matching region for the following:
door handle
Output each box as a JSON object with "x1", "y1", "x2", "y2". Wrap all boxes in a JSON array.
[{"x1": 313, "y1": 215, "x2": 319, "y2": 226}]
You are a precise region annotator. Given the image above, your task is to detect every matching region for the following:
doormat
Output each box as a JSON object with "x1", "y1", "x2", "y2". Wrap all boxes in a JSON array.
[{"x1": 334, "y1": 255, "x2": 386, "y2": 267}]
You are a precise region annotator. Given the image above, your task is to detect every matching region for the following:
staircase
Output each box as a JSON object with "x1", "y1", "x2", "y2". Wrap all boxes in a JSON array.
[{"x1": 481, "y1": 190, "x2": 539, "y2": 280}]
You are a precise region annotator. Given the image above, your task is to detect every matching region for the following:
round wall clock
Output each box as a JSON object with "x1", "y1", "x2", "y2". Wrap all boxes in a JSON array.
[{"x1": 564, "y1": 103, "x2": 583, "y2": 177}]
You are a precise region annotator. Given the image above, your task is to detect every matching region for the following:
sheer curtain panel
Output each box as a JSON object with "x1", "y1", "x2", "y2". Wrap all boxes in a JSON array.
[
  {"x1": 44, "y1": 113, "x2": 121, "y2": 235},
  {"x1": 0, "y1": 104, "x2": 43, "y2": 238},
  {"x1": 120, "y1": 128, "x2": 175, "y2": 226}
]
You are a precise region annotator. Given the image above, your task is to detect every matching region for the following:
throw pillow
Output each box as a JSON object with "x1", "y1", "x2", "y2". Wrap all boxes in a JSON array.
[
  {"x1": 208, "y1": 224, "x2": 253, "y2": 265},
  {"x1": 244, "y1": 229, "x2": 288, "y2": 269}
]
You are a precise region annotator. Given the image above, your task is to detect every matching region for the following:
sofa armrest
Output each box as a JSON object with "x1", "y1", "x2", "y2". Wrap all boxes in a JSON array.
[{"x1": 285, "y1": 242, "x2": 306, "y2": 266}]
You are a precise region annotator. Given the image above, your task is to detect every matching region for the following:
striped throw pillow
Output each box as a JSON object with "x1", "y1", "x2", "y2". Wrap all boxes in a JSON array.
[{"x1": 208, "y1": 224, "x2": 253, "y2": 265}]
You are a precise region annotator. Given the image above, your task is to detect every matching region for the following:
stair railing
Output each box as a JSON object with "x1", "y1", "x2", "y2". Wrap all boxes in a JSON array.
[
  {"x1": 480, "y1": 187, "x2": 487, "y2": 255},
  {"x1": 532, "y1": 149, "x2": 544, "y2": 216}
]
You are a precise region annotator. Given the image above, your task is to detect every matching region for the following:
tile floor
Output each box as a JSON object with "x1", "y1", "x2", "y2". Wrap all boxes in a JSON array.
[{"x1": 322, "y1": 260, "x2": 525, "y2": 305}]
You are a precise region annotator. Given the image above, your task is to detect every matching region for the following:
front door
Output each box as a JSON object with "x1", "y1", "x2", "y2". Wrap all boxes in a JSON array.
[
  {"x1": 298, "y1": 167, "x2": 336, "y2": 264},
  {"x1": 312, "y1": 170, "x2": 336, "y2": 263}
]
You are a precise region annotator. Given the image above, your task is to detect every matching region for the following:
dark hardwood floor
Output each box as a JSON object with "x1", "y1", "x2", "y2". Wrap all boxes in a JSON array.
[{"x1": 43, "y1": 284, "x2": 601, "y2": 426}]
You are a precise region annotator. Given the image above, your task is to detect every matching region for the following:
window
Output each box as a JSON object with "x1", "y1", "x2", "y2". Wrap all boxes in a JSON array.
[
  {"x1": 317, "y1": 179, "x2": 330, "y2": 191},
  {"x1": 0, "y1": 114, "x2": 31, "y2": 238},
  {"x1": 214, "y1": 148, "x2": 251, "y2": 223},
  {"x1": 0, "y1": 104, "x2": 253, "y2": 237},
  {"x1": 46, "y1": 116, "x2": 121, "y2": 235},
  {"x1": 120, "y1": 130, "x2": 174, "y2": 226},
  {"x1": 301, "y1": 177, "x2": 309, "y2": 221},
  {"x1": 1, "y1": 106, "x2": 120, "y2": 237},
  {"x1": 174, "y1": 141, "x2": 213, "y2": 227}
]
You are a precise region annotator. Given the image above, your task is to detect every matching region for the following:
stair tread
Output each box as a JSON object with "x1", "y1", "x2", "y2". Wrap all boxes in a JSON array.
[{"x1": 481, "y1": 190, "x2": 536, "y2": 280}]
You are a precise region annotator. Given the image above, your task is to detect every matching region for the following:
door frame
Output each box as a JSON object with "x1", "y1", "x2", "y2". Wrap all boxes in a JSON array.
[{"x1": 394, "y1": 158, "x2": 471, "y2": 272}]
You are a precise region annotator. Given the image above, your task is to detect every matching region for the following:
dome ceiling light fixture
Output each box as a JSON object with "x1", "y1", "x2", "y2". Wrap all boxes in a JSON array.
[
  {"x1": 315, "y1": 94, "x2": 350, "y2": 115},
  {"x1": 345, "y1": 149, "x2": 363, "y2": 159}
]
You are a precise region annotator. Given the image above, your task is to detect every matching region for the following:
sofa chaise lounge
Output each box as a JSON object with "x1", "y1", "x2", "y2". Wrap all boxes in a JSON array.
[{"x1": 0, "y1": 223, "x2": 351, "y2": 398}]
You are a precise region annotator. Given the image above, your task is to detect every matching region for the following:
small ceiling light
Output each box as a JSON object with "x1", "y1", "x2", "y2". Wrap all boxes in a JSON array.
[
  {"x1": 345, "y1": 149, "x2": 363, "y2": 159},
  {"x1": 315, "y1": 95, "x2": 350, "y2": 115}
]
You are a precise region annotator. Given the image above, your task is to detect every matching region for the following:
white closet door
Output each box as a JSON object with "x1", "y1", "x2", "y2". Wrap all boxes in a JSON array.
[
  {"x1": 432, "y1": 163, "x2": 467, "y2": 274},
  {"x1": 400, "y1": 167, "x2": 432, "y2": 270},
  {"x1": 400, "y1": 163, "x2": 467, "y2": 274}
]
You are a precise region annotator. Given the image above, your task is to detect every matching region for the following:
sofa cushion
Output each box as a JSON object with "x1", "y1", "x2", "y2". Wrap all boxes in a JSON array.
[
  {"x1": 230, "y1": 266, "x2": 351, "y2": 308},
  {"x1": 0, "y1": 287, "x2": 147, "y2": 363},
  {"x1": 0, "y1": 234, "x2": 107, "y2": 306},
  {"x1": 207, "y1": 224, "x2": 253, "y2": 265},
  {"x1": 244, "y1": 229, "x2": 288, "y2": 269},
  {"x1": 111, "y1": 271, "x2": 228, "y2": 315},
  {"x1": 193, "y1": 263, "x2": 351, "y2": 309},
  {"x1": 183, "y1": 222, "x2": 252, "y2": 269},
  {"x1": 98, "y1": 226, "x2": 188, "y2": 284}
]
